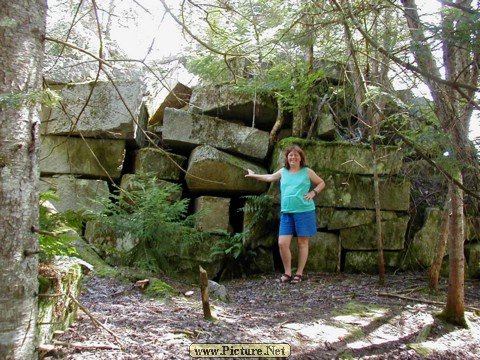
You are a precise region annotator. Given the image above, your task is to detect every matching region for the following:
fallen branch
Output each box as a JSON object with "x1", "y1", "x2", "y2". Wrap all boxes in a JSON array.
[
  {"x1": 53, "y1": 340, "x2": 121, "y2": 351},
  {"x1": 38, "y1": 293, "x2": 64, "y2": 298},
  {"x1": 68, "y1": 292, "x2": 125, "y2": 347},
  {"x1": 392, "y1": 287, "x2": 425, "y2": 295},
  {"x1": 377, "y1": 292, "x2": 480, "y2": 313}
]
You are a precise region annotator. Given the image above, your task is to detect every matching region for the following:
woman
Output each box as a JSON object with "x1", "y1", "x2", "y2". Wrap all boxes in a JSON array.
[{"x1": 245, "y1": 144, "x2": 325, "y2": 283}]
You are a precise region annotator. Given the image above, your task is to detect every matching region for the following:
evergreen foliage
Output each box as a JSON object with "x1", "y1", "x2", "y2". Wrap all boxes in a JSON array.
[
  {"x1": 90, "y1": 176, "x2": 208, "y2": 274},
  {"x1": 0, "y1": 88, "x2": 60, "y2": 110},
  {"x1": 382, "y1": 100, "x2": 460, "y2": 177}
]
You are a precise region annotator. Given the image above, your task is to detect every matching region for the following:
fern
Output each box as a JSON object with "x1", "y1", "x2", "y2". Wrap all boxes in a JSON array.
[
  {"x1": 39, "y1": 191, "x2": 83, "y2": 260},
  {"x1": 240, "y1": 194, "x2": 274, "y2": 231},
  {"x1": 211, "y1": 231, "x2": 256, "y2": 260},
  {"x1": 211, "y1": 195, "x2": 273, "y2": 261}
]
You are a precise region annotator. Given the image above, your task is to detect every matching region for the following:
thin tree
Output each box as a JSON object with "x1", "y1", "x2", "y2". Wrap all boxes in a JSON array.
[
  {"x1": 429, "y1": 185, "x2": 452, "y2": 291},
  {"x1": 0, "y1": 0, "x2": 47, "y2": 358},
  {"x1": 400, "y1": 0, "x2": 479, "y2": 326},
  {"x1": 333, "y1": 0, "x2": 398, "y2": 283},
  {"x1": 337, "y1": 0, "x2": 478, "y2": 326}
]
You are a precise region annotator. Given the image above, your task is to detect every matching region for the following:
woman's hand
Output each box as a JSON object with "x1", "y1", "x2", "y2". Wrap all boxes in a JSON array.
[
  {"x1": 304, "y1": 191, "x2": 316, "y2": 201},
  {"x1": 245, "y1": 169, "x2": 255, "y2": 177}
]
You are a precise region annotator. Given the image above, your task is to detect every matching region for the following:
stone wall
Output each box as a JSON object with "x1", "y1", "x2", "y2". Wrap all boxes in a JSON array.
[{"x1": 39, "y1": 80, "x2": 480, "y2": 280}]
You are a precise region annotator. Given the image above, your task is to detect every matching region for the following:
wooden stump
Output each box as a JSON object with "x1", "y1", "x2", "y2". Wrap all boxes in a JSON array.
[{"x1": 199, "y1": 266, "x2": 214, "y2": 320}]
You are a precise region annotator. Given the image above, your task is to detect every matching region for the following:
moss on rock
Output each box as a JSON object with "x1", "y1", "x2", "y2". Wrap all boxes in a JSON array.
[{"x1": 144, "y1": 278, "x2": 178, "y2": 299}]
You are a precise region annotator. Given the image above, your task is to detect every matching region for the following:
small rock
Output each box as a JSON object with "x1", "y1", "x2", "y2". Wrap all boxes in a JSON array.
[{"x1": 208, "y1": 280, "x2": 230, "y2": 302}]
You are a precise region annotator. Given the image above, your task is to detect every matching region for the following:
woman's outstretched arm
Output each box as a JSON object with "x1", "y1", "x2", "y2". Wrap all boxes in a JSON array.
[{"x1": 245, "y1": 168, "x2": 282, "y2": 182}]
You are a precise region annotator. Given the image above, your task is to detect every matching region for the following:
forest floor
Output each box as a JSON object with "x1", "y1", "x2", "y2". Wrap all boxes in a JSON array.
[{"x1": 44, "y1": 271, "x2": 480, "y2": 360}]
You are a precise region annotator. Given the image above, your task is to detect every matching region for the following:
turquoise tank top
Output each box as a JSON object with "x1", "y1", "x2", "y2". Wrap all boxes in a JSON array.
[{"x1": 280, "y1": 167, "x2": 315, "y2": 213}]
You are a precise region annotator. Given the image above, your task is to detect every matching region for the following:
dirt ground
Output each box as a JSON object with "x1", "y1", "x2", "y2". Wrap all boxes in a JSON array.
[{"x1": 43, "y1": 271, "x2": 480, "y2": 360}]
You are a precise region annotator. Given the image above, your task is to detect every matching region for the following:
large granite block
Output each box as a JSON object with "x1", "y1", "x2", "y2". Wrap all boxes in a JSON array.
[
  {"x1": 186, "y1": 145, "x2": 268, "y2": 195},
  {"x1": 163, "y1": 108, "x2": 270, "y2": 161},
  {"x1": 40, "y1": 136, "x2": 125, "y2": 180},
  {"x1": 41, "y1": 80, "x2": 147, "y2": 147}
]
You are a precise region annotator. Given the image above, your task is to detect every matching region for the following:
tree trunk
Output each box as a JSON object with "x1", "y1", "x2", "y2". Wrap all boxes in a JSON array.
[
  {"x1": 372, "y1": 142, "x2": 385, "y2": 283},
  {"x1": 270, "y1": 98, "x2": 285, "y2": 145},
  {"x1": 400, "y1": 0, "x2": 477, "y2": 326},
  {"x1": 429, "y1": 186, "x2": 452, "y2": 291},
  {"x1": 442, "y1": 181, "x2": 466, "y2": 326},
  {"x1": 370, "y1": 8, "x2": 393, "y2": 284},
  {"x1": 343, "y1": 20, "x2": 367, "y2": 132},
  {"x1": 334, "y1": 0, "x2": 394, "y2": 283},
  {"x1": 0, "y1": 1, "x2": 46, "y2": 358},
  {"x1": 292, "y1": 107, "x2": 307, "y2": 138}
]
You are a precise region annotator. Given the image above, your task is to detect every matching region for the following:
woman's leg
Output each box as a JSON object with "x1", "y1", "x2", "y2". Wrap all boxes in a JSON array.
[
  {"x1": 296, "y1": 236, "x2": 309, "y2": 276},
  {"x1": 278, "y1": 234, "x2": 293, "y2": 277}
]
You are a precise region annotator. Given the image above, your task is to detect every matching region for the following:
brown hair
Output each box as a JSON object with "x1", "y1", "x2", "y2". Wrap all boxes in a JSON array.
[{"x1": 283, "y1": 144, "x2": 307, "y2": 169}]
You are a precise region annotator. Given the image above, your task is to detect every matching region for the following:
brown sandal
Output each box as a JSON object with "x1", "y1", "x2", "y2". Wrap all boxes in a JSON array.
[
  {"x1": 276, "y1": 274, "x2": 291, "y2": 283},
  {"x1": 290, "y1": 274, "x2": 303, "y2": 284}
]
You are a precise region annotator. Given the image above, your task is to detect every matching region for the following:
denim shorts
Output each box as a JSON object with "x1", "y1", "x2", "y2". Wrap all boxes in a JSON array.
[{"x1": 279, "y1": 210, "x2": 317, "y2": 237}]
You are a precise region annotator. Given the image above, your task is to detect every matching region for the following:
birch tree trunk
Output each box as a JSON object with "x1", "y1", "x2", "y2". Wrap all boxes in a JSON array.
[{"x1": 0, "y1": 1, "x2": 46, "y2": 358}]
